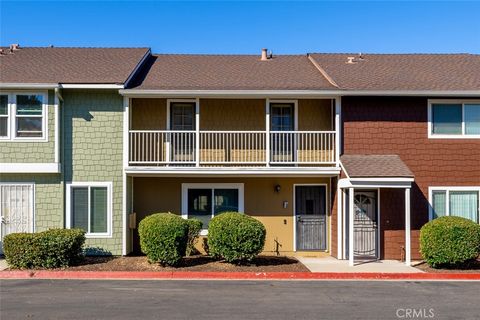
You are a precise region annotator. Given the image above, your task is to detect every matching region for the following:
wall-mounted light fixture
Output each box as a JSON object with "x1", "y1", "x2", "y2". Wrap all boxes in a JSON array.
[{"x1": 274, "y1": 184, "x2": 281, "y2": 193}]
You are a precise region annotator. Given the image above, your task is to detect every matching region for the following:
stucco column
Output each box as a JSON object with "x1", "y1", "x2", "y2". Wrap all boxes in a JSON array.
[
  {"x1": 349, "y1": 187, "x2": 355, "y2": 266},
  {"x1": 405, "y1": 187, "x2": 411, "y2": 266}
]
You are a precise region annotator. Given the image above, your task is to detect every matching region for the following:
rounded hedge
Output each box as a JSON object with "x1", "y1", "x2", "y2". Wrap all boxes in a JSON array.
[
  {"x1": 138, "y1": 213, "x2": 188, "y2": 266},
  {"x1": 208, "y1": 212, "x2": 266, "y2": 263},
  {"x1": 420, "y1": 216, "x2": 480, "y2": 268},
  {"x1": 3, "y1": 229, "x2": 86, "y2": 269},
  {"x1": 185, "y1": 218, "x2": 203, "y2": 256}
]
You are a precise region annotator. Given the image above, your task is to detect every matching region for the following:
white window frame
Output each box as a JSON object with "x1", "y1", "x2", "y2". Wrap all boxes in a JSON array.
[
  {"x1": 0, "y1": 94, "x2": 10, "y2": 140},
  {"x1": 0, "y1": 183, "x2": 35, "y2": 236},
  {"x1": 428, "y1": 99, "x2": 480, "y2": 139},
  {"x1": 269, "y1": 99, "x2": 298, "y2": 132},
  {"x1": 0, "y1": 91, "x2": 48, "y2": 141},
  {"x1": 428, "y1": 186, "x2": 480, "y2": 222},
  {"x1": 66, "y1": 182, "x2": 113, "y2": 238},
  {"x1": 166, "y1": 99, "x2": 197, "y2": 131},
  {"x1": 181, "y1": 183, "x2": 244, "y2": 235}
]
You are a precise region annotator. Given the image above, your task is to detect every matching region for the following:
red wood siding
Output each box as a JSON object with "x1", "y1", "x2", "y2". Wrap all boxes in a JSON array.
[{"x1": 342, "y1": 96, "x2": 480, "y2": 259}]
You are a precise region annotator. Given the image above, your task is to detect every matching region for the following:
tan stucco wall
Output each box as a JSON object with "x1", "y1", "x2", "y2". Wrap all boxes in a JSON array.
[
  {"x1": 298, "y1": 99, "x2": 333, "y2": 131},
  {"x1": 200, "y1": 99, "x2": 266, "y2": 130},
  {"x1": 130, "y1": 98, "x2": 334, "y2": 131},
  {"x1": 131, "y1": 98, "x2": 167, "y2": 130},
  {"x1": 132, "y1": 177, "x2": 332, "y2": 256}
]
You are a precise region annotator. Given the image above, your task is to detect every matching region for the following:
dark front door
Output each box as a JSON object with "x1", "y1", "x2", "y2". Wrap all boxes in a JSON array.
[
  {"x1": 353, "y1": 191, "x2": 378, "y2": 259},
  {"x1": 295, "y1": 186, "x2": 327, "y2": 250}
]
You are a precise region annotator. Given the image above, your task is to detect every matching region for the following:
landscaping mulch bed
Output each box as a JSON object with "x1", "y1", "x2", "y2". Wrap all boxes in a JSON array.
[
  {"x1": 415, "y1": 259, "x2": 480, "y2": 273},
  {"x1": 56, "y1": 255, "x2": 310, "y2": 272}
]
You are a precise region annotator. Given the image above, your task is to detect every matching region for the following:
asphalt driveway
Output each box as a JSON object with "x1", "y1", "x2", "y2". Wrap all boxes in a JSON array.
[{"x1": 1, "y1": 280, "x2": 479, "y2": 320}]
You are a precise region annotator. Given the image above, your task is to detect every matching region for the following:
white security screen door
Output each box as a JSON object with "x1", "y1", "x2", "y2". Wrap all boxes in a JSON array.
[{"x1": 0, "y1": 184, "x2": 34, "y2": 253}]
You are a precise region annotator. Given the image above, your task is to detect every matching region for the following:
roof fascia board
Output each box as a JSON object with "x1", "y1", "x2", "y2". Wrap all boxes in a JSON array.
[
  {"x1": 60, "y1": 84, "x2": 124, "y2": 89},
  {"x1": 0, "y1": 83, "x2": 59, "y2": 89},
  {"x1": 120, "y1": 89, "x2": 342, "y2": 98},
  {"x1": 120, "y1": 89, "x2": 480, "y2": 97},
  {"x1": 124, "y1": 49, "x2": 152, "y2": 88}
]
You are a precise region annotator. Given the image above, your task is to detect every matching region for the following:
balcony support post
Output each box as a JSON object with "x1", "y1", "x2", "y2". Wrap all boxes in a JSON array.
[
  {"x1": 335, "y1": 97, "x2": 341, "y2": 167},
  {"x1": 195, "y1": 98, "x2": 200, "y2": 167},
  {"x1": 265, "y1": 98, "x2": 270, "y2": 167}
]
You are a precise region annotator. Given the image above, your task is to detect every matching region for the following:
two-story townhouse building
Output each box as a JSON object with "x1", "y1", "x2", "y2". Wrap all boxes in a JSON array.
[
  {"x1": 0, "y1": 46, "x2": 150, "y2": 255},
  {"x1": 1, "y1": 46, "x2": 479, "y2": 266}
]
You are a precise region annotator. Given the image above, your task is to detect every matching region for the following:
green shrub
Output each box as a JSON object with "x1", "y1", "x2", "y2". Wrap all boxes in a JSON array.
[
  {"x1": 138, "y1": 213, "x2": 188, "y2": 266},
  {"x1": 3, "y1": 229, "x2": 86, "y2": 269},
  {"x1": 37, "y1": 229, "x2": 86, "y2": 268},
  {"x1": 185, "y1": 218, "x2": 203, "y2": 256},
  {"x1": 208, "y1": 212, "x2": 266, "y2": 263},
  {"x1": 420, "y1": 216, "x2": 480, "y2": 268}
]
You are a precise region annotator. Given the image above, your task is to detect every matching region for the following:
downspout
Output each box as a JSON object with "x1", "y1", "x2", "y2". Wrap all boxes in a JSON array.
[{"x1": 54, "y1": 87, "x2": 65, "y2": 228}]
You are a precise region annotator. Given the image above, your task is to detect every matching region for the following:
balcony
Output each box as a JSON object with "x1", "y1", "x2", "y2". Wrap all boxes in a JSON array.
[
  {"x1": 128, "y1": 130, "x2": 336, "y2": 166},
  {"x1": 126, "y1": 97, "x2": 339, "y2": 171}
]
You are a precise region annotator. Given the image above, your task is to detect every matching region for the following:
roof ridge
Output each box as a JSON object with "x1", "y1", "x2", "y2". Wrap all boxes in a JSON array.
[
  {"x1": 310, "y1": 52, "x2": 476, "y2": 56},
  {"x1": 151, "y1": 53, "x2": 308, "y2": 57},
  {"x1": 307, "y1": 54, "x2": 340, "y2": 89},
  {"x1": 0, "y1": 46, "x2": 150, "y2": 49}
]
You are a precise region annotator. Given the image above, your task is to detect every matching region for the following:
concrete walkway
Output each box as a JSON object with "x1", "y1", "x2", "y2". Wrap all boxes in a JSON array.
[{"x1": 297, "y1": 256, "x2": 424, "y2": 273}]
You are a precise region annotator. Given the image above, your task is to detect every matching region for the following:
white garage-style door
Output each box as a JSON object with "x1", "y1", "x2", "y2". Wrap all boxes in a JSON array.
[{"x1": 0, "y1": 184, "x2": 34, "y2": 254}]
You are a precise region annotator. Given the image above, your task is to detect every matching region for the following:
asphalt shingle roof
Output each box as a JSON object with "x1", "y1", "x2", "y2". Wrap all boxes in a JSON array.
[
  {"x1": 309, "y1": 53, "x2": 480, "y2": 91},
  {"x1": 0, "y1": 47, "x2": 150, "y2": 84},
  {"x1": 341, "y1": 154, "x2": 414, "y2": 178},
  {"x1": 130, "y1": 54, "x2": 337, "y2": 90}
]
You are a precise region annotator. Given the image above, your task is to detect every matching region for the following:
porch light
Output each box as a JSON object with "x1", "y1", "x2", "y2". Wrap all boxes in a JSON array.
[{"x1": 274, "y1": 184, "x2": 281, "y2": 193}]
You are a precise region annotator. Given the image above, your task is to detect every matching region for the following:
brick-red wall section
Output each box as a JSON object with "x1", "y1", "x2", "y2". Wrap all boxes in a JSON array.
[{"x1": 342, "y1": 96, "x2": 480, "y2": 259}]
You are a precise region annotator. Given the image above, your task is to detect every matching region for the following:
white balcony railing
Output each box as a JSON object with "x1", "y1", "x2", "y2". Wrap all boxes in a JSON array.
[{"x1": 129, "y1": 130, "x2": 336, "y2": 166}]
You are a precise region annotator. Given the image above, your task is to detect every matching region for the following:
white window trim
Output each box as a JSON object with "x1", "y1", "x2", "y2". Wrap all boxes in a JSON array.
[
  {"x1": 0, "y1": 91, "x2": 49, "y2": 142},
  {"x1": 66, "y1": 182, "x2": 113, "y2": 238},
  {"x1": 428, "y1": 186, "x2": 480, "y2": 221},
  {"x1": 428, "y1": 99, "x2": 480, "y2": 139},
  {"x1": 166, "y1": 99, "x2": 197, "y2": 131},
  {"x1": 0, "y1": 94, "x2": 10, "y2": 140},
  {"x1": 269, "y1": 99, "x2": 298, "y2": 132},
  {"x1": 0, "y1": 182, "x2": 35, "y2": 234},
  {"x1": 181, "y1": 183, "x2": 244, "y2": 235}
]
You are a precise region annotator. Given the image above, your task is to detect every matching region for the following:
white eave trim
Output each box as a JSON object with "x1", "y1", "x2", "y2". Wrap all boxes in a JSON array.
[
  {"x1": 125, "y1": 166, "x2": 341, "y2": 177},
  {"x1": 119, "y1": 89, "x2": 480, "y2": 98},
  {"x1": 119, "y1": 89, "x2": 342, "y2": 98},
  {"x1": 0, "y1": 83, "x2": 59, "y2": 89},
  {"x1": 60, "y1": 84, "x2": 124, "y2": 89},
  {"x1": 0, "y1": 163, "x2": 61, "y2": 173},
  {"x1": 338, "y1": 177, "x2": 413, "y2": 189}
]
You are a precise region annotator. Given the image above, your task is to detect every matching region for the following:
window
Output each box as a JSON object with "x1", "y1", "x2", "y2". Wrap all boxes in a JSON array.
[
  {"x1": 429, "y1": 100, "x2": 480, "y2": 138},
  {"x1": 271, "y1": 103, "x2": 294, "y2": 131},
  {"x1": 170, "y1": 102, "x2": 195, "y2": 130},
  {"x1": 182, "y1": 183, "x2": 244, "y2": 233},
  {"x1": 0, "y1": 92, "x2": 47, "y2": 140},
  {"x1": 15, "y1": 95, "x2": 45, "y2": 138},
  {"x1": 67, "y1": 182, "x2": 112, "y2": 237},
  {"x1": 0, "y1": 95, "x2": 8, "y2": 138},
  {"x1": 430, "y1": 187, "x2": 479, "y2": 223}
]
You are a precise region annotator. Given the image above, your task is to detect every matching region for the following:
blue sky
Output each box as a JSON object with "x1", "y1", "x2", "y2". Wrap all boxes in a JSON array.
[{"x1": 1, "y1": 1, "x2": 479, "y2": 54}]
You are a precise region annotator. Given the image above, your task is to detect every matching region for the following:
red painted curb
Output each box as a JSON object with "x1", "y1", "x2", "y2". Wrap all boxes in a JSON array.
[{"x1": 1, "y1": 270, "x2": 480, "y2": 280}]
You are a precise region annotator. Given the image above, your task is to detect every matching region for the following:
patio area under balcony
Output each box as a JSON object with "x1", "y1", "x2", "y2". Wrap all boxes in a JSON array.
[{"x1": 126, "y1": 98, "x2": 340, "y2": 171}]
